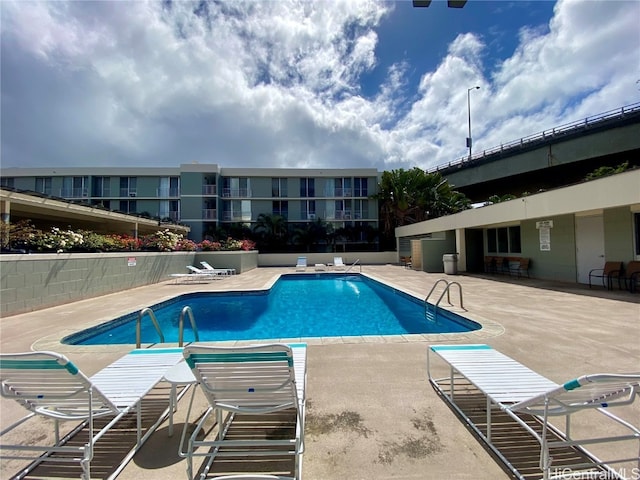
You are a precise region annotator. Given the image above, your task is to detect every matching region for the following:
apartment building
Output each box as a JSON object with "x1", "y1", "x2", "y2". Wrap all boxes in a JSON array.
[{"x1": 0, "y1": 164, "x2": 380, "y2": 243}]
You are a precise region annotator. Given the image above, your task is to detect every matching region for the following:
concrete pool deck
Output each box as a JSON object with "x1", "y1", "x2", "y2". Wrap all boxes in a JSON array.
[{"x1": 1, "y1": 265, "x2": 639, "y2": 479}]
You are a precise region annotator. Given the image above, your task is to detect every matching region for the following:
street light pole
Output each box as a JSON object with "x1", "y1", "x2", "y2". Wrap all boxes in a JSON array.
[{"x1": 467, "y1": 85, "x2": 480, "y2": 161}]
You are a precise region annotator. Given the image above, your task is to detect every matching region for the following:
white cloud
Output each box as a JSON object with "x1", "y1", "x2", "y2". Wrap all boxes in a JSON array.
[{"x1": 1, "y1": 0, "x2": 638, "y2": 171}]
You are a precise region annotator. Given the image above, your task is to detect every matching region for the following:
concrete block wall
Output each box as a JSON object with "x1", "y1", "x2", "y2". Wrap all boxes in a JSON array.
[
  {"x1": 0, "y1": 252, "x2": 195, "y2": 317},
  {"x1": 257, "y1": 251, "x2": 397, "y2": 267},
  {"x1": 194, "y1": 251, "x2": 258, "y2": 274},
  {"x1": 0, "y1": 250, "x2": 396, "y2": 317}
]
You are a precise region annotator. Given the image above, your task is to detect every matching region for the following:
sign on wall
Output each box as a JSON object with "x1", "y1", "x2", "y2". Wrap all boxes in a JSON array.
[{"x1": 536, "y1": 220, "x2": 553, "y2": 251}]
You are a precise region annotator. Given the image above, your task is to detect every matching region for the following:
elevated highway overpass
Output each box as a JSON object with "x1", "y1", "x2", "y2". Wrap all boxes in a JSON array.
[{"x1": 432, "y1": 103, "x2": 640, "y2": 203}]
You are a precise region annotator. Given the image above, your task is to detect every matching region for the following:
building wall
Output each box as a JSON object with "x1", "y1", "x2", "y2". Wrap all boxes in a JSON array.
[
  {"x1": 604, "y1": 207, "x2": 635, "y2": 262},
  {"x1": 0, "y1": 251, "x2": 195, "y2": 317},
  {"x1": 520, "y1": 215, "x2": 577, "y2": 282},
  {"x1": 0, "y1": 166, "x2": 380, "y2": 243},
  {"x1": 395, "y1": 170, "x2": 640, "y2": 285},
  {"x1": 258, "y1": 251, "x2": 396, "y2": 267}
]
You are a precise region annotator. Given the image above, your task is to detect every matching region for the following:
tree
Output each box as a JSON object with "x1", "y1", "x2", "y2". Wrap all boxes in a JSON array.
[
  {"x1": 291, "y1": 218, "x2": 330, "y2": 253},
  {"x1": 373, "y1": 168, "x2": 470, "y2": 246},
  {"x1": 253, "y1": 214, "x2": 288, "y2": 251}
]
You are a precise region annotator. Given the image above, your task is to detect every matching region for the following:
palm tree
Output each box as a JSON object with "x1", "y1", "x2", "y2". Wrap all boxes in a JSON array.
[
  {"x1": 291, "y1": 218, "x2": 330, "y2": 252},
  {"x1": 253, "y1": 214, "x2": 288, "y2": 251},
  {"x1": 373, "y1": 168, "x2": 470, "y2": 244}
]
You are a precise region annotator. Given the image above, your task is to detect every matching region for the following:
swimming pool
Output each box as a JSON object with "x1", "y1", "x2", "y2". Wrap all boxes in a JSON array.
[{"x1": 63, "y1": 274, "x2": 480, "y2": 345}]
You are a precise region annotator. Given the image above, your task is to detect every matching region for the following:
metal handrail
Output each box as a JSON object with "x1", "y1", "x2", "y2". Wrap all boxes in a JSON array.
[
  {"x1": 136, "y1": 307, "x2": 165, "y2": 348},
  {"x1": 425, "y1": 279, "x2": 451, "y2": 304},
  {"x1": 344, "y1": 259, "x2": 361, "y2": 274},
  {"x1": 428, "y1": 102, "x2": 640, "y2": 173},
  {"x1": 178, "y1": 306, "x2": 199, "y2": 347},
  {"x1": 424, "y1": 279, "x2": 465, "y2": 322},
  {"x1": 435, "y1": 281, "x2": 464, "y2": 311}
]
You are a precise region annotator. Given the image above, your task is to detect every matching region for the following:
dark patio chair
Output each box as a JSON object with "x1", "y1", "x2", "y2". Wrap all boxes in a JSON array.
[
  {"x1": 619, "y1": 261, "x2": 640, "y2": 293},
  {"x1": 509, "y1": 258, "x2": 531, "y2": 278},
  {"x1": 588, "y1": 261, "x2": 622, "y2": 290}
]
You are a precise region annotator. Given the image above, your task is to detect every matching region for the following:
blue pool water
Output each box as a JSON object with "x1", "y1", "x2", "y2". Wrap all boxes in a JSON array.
[{"x1": 63, "y1": 274, "x2": 480, "y2": 345}]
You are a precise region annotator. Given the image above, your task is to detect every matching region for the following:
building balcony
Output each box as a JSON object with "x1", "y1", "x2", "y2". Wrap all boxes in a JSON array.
[
  {"x1": 222, "y1": 211, "x2": 251, "y2": 221},
  {"x1": 325, "y1": 210, "x2": 352, "y2": 220},
  {"x1": 92, "y1": 189, "x2": 111, "y2": 198},
  {"x1": 157, "y1": 188, "x2": 180, "y2": 197},
  {"x1": 119, "y1": 188, "x2": 138, "y2": 197},
  {"x1": 202, "y1": 209, "x2": 217, "y2": 220},
  {"x1": 323, "y1": 188, "x2": 353, "y2": 197},
  {"x1": 221, "y1": 188, "x2": 251, "y2": 198},
  {"x1": 202, "y1": 184, "x2": 217, "y2": 196},
  {"x1": 60, "y1": 188, "x2": 88, "y2": 198}
]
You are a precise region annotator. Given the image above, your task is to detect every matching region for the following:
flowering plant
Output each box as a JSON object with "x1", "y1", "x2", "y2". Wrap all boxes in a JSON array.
[
  {"x1": 31, "y1": 227, "x2": 84, "y2": 253},
  {"x1": 176, "y1": 238, "x2": 198, "y2": 251},
  {"x1": 240, "y1": 239, "x2": 256, "y2": 251},
  {"x1": 1, "y1": 220, "x2": 255, "y2": 253},
  {"x1": 199, "y1": 240, "x2": 222, "y2": 251}
]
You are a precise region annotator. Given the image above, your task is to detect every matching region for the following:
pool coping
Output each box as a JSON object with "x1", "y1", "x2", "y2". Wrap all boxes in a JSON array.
[{"x1": 31, "y1": 270, "x2": 504, "y2": 353}]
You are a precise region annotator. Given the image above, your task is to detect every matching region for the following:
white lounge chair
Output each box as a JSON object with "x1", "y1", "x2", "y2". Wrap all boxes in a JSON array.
[
  {"x1": 295, "y1": 256, "x2": 307, "y2": 271},
  {"x1": 427, "y1": 344, "x2": 640, "y2": 480},
  {"x1": 186, "y1": 265, "x2": 226, "y2": 279},
  {"x1": 0, "y1": 348, "x2": 184, "y2": 480},
  {"x1": 333, "y1": 257, "x2": 346, "y2": 270},
  {"x1": 200, "y1": 261, "x2": 236, "y2": 275},
  {"x1": 181, "y1": 343, "x2": 307, "y2": 480}
]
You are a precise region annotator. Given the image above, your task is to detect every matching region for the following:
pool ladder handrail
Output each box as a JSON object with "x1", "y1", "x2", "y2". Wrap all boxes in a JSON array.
[
  {"x1": 424, "y1": 279, "x2": 465, "y2": 322},
  {"x1": 178, "y1": 306, "x2": 200, "y2": 347},
  {"x1": 137, "y1": 307, "x2": 165, "y2": 348},
  {"x1": 344, "y1": 259, "x2": 361, "y2": 274}
]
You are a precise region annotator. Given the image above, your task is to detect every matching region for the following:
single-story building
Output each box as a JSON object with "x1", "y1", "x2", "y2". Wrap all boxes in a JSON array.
[{"x1": 395, "y1": 169, "x2": 640, "y2": 285}]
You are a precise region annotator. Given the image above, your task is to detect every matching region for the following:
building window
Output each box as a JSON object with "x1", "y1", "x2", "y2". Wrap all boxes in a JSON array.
[
  {"x1": 272, "y1": 178, "x2": 287, "y2": 197},
  {"x1": 223, "y1": 177, "x2": 250, "y2": 197},
  {"x1": 272, "y1": 200, "x2": 288, "y2": 219},
  {"x1": 92, "y1": 177, "x2": 110, "y2": 197},
  {"x1": 119, "y1": 200, "x2": 137, "y2": 213},
  {"x1": 353, "y1": 199, "x2": 368, "y2": 219},
  {"x1": 120, "y1": 177, "x2": 137, "y2": 197},
  {"x1": 223, "y1": 200, "x2": 251, "y2": 221},
  {"x1": 202, "y1": 175, "x2": 217, "y2": 195},
  {"x1": 300, "y1": 178, "x2": 315, "y2": 198},
  {"x1": 509, "y1": 226, "x2": 522, "y2": 253},
  {"x1": 0, "y1": 177, "x2": 14, "y2": 188},
  {"x1": 487, "y1": 226, "x2": 521, "y2": 254},
  {"x1": 331, "y1": 178, "x2": 352, "y2": 197},
  {"x1": 158, "y1": 177, "x2": 180, "y2": 197},
  {"x1": 62, "y1": 176, "x2": 88, "y2": 197},
  {"x1": 354, "y1": 178, "x2": 368, "y2": 197},
  {"x1": 35, "y1": 177, "x2": 52, "y2": 196},
  {"x1": 301, "y1": 200, "x2": 316, "y2": 220}
]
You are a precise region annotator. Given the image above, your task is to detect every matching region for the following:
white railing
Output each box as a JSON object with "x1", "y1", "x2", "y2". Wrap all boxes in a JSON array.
[{"x1": 202, "y1": 184, "x2": 217, "y2": 196}]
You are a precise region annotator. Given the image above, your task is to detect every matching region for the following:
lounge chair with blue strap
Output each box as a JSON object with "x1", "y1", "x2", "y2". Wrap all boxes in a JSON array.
[
  {"x1": 181, "y1": 343, "x2": 307, "y2": 480},
  {"x1": 427, "y1": 344, "x2": 640, "y2": 480},
  {"x1": 295, "y1": 257, "x2": 307, "y2": 272},
  {"x1": 0, "y1": 348, "x2": 184, "y2": 480}
]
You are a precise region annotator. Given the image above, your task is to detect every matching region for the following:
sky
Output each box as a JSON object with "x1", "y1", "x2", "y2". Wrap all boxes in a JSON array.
[{"x1": 1, "y1": 0, "x2": 639, "y2": 172}]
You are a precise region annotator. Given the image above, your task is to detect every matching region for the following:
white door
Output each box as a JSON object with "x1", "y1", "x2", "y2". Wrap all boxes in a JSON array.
[{"x1": 575, "y1": 215, "x2": 605, "y2": 284}]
